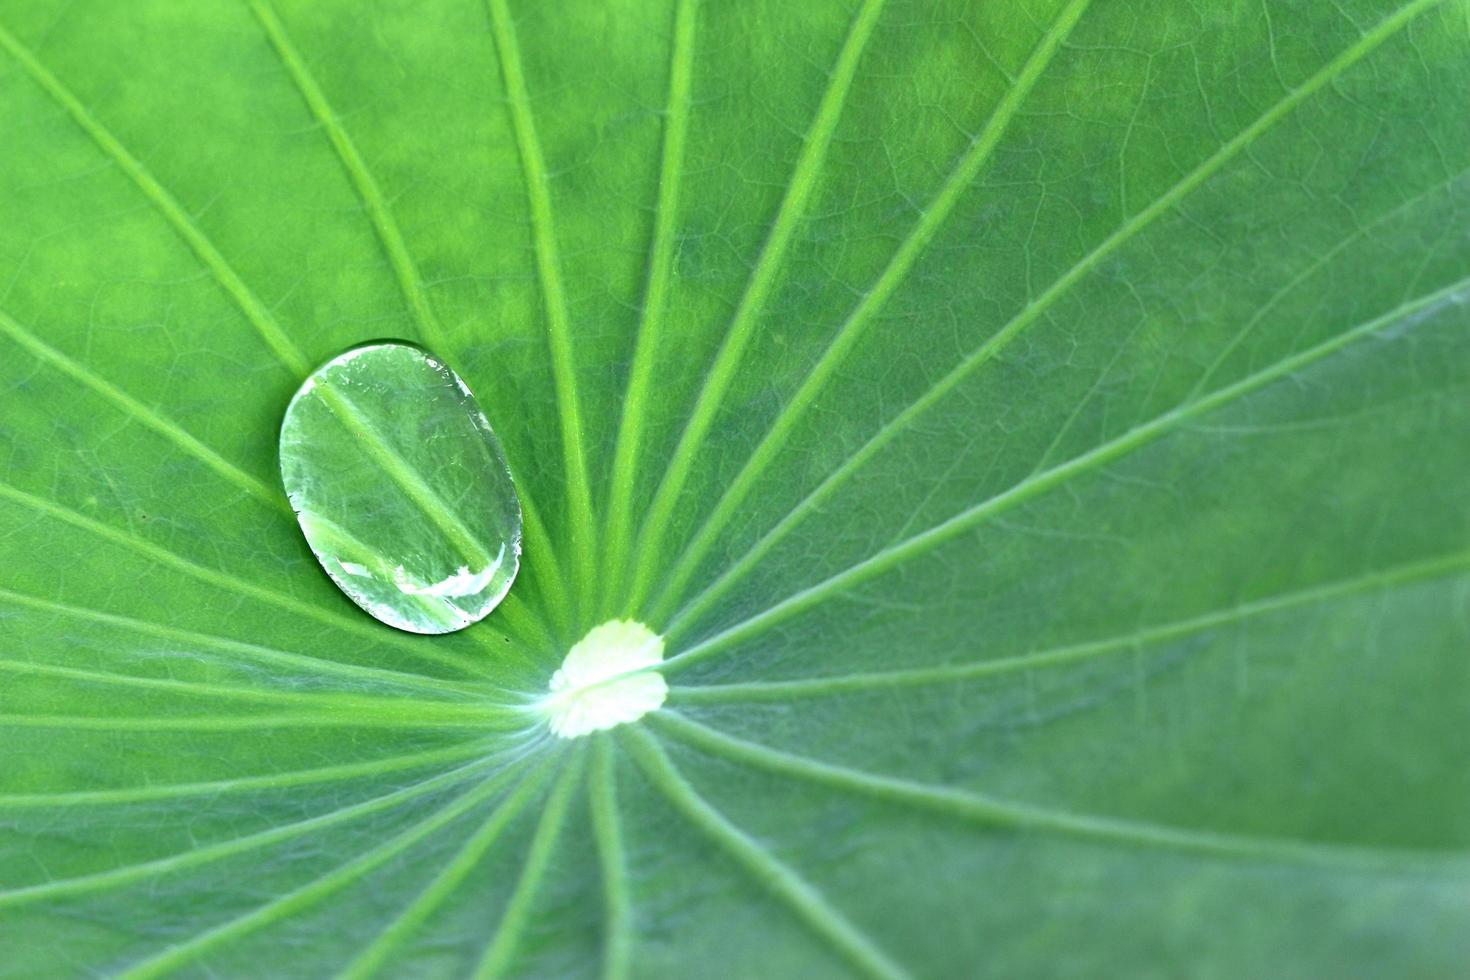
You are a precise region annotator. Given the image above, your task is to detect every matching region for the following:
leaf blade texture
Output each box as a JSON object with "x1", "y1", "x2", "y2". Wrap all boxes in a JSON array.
[{"x1": 1, "y1": 0, "x2": 1468, "y2": 976}]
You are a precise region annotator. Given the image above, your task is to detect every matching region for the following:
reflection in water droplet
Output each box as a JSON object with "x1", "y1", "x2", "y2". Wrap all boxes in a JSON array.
[{"x1": 279, "y1": 341, "x2": 521, "y2": 634}]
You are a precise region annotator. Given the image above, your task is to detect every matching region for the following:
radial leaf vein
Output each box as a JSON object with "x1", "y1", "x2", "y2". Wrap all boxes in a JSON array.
[
  {"x1": 0, "y1": 305, "x2": 282, "y2": 511},
  {"x1": 0, "y1": 19, "x2": 309, "y2": 375},
  {"x1": 623, "y1": 0, "x2": 891, "y2": 613},
  {"x1": 0, "y1": 713, "x2": 514, "y2": 733},
  {"x1": 653, "y1": 713, "x2": 1470, "y2": 874},
  {"x1": 0, "y1": 585, "x2": 505, "y2": 701},
  {"x1": 646, "y1": 0, "x2": 1096, "y2": 624},
  {"x1": 0, "y1": 656, "x2": 503, "y2": 716},
  {"x1": 586, "y1": 736, "x2": 634, "y2": 980},
  {"x1": 0, "y1": 754, "x2": 506, "y2": 910},
  {"x1": 248, "y1": 0, "x2": 447, "y2": 354},
  {"x1": 620, "y1": 727, "x2": 910, "y2": 980},
  {"x1": 512, "y1": 487, "x2": 576, "y2": 641},
  {"x1": 485, "y1": 0, "x2": 598, "y2": 600},
  {"x1": 1188, "y1": 164, "x2": 1470, "y2": 399},
  {"x1": 472, "y1": 747, "x2": 586, "y2": 979},
  {"x1": 600, "y1": 0, "x2": 700, "y2": 617},
  {"x1": 664, "y1": 0, "x2": 1449, "y2": 637},
  {"x1": 117, "y1": 758, "x2": 540, "y2": 980},
  {"x1": 0, "y1": 481, "x2": 502, "y2": 680},
  {"x1": 0, "y1": 740, "x2": 499, "y2": 809},
  {"x1": 664, "y1": 273, "x2": 1470, "y2": 671},
  {"x1": 339, "y1": 755, "x2": 562, "y2": 980},
  {"x1": 669, "y1": 547, "x2": 1470, "y2": 702}
]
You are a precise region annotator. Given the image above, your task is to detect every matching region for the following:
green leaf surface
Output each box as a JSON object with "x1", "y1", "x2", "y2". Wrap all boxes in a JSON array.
[{"x1": 1, "y1": 0, "x2": 1467, "y2": 976}]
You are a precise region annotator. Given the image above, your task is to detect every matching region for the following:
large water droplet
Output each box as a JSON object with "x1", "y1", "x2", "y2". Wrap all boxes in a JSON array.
[{"x1": 279, "y1": 341, "x2": 520, "y2": 634}]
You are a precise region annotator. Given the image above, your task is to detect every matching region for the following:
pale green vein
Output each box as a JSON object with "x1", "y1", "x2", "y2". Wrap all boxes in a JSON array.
[
  {"x1": 587, "y1": 736, "x2": 633, "y2": 980},
  {"x1": 250, "y1": 0, "x2": 571, "y2": 637},
  {"x1": 485, "y1": 0, "x2": 598, "y2": 600},
  {"x1": 1188, "y1": 164, "x2": 1470, "y2": 399},
  {"x1": 0, "y1": 657, "x2": 510, "y2": 718},
  {"x1": 495, "y1": 592, "x2": 555, "y2": 652},
  {"x1": 0, "y1": 19, "x2": 308, "y2": 376},
  {"x1": 312, "y1": 364, "x2": 555, "y2": 655},
  {"x1": 119, "y1": 758, "x2": 541, "y2": 980},
  {"x1": 472, "y1": 748, "x2": 586, "y2": 979},
  {"x1": 514, "y1": 485, "x2": 574, "y2": 641},
  {"x1": 0, "y1": 480, "x2": 502, "y2": 682},
  {"x1": 0, "y1": 306, "x2": 281, "y2": 511},
  {"x1": 291, "y1": 506, "x2": 519, "y2": 640},
  {"x1": 1024, "y1": 314, "x2": 1140, "y2": 477},
  {"x1": 0, "y1": 754, "x2": 504, "y2": 910},
  {"x1": 653, "y1": 713, "x2": 1470, "y2": 874},
  {"x1": 294, "y1": 429, "x2": 534, "y2": 680},
  {"x1": 600, "y1": 0, "x2": 699, "y2": 618},
  {"x1": 664, "y1": 0, "x2": 1448, "y2": 637},
  {"x1": 664, "y1": 272, "x2": 1470, "y2": 672},
  {"x1": 669, "y1": 547, "x2": 1470, "y2": 703},
  {"x1": 0, "y1": 740, "x2": 497, "y2": 809},
  {"x1": 0, "y1": 712, "x2": 509, "y2": 732},
  {"x1": 621, "y1": 727, "x2": 909, "y2": 980},
  {"x1": 315, "y1": 381, "x2": 503, "y2": 577},
  {"x1": 624, "y1": 0, "x2": 890, "y2": 613},
  {"x1": 646, "y1": 0, "x2": 1095, "y2": 625},
  {"x1": 337, "y1": 756, "x2": 560, "y2": 980},
  {"x1": 2, "y1": 13, "x2": 549, "y2": 657},
  {"x1": 0, "y1": 19, "x2": 546, "y2": 677},
  {"x1": 0, "y1": 586, "x2": 495, "y2": 700},
  {"x1": 248, "y1": 0, "x2": 447, "y2": 356}
]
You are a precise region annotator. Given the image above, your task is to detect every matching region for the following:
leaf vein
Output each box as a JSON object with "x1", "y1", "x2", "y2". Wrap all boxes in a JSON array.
[
  {"x1": 0, "y1": 754, "x2": 506, "y2": 910},
  {"x1": 624, "y1": 0, "x2": 891, "y2": 612},
  {"x1": 654, "y1": 713, "x2": 1470, "y2": 874},
  {"x1": 600, "y1": 0, "x2": 700, "y2": 616},
  {"x1": 0, "y1": 19, "x2": 309, "y2": 375},
  {"x1": 485, "y1": 0, "x2": 598, "y2": 599},
  {"x1": 668, "y1": 547, "x2": 1470, "y2": 702},
  {"x1": 117, "y1": 758, "x2": 538, "y2": 980},
  {"x1": 471, "y1": 748, "x2": 586, "y2": 979},
  {"x1": 646, "y1": 0, "x2": 1097, "y2": 621},
  {"x1": 620, "y1": 726, "x2": 909, "y2": 980},
  {"x1": 665, "y1": 272, "x2": 1470, "y2": 670},
  {"x1": 0, "y1": 585, "x2": 492, "y2": 697},
  {"x1": 0, "y1": 481, "x2": 501, "y2": 682},
  {"x1": 665, "y1": 0, "x2": 1450, "y2": 637}
]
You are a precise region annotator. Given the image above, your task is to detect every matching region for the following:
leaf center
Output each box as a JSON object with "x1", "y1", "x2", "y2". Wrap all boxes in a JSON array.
[{"x1": 542, "y1": 620, "x2": 668, "y2": 738}]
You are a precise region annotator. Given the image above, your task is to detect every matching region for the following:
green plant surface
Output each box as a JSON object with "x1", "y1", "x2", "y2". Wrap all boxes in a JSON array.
[{"x1": 1, "y1": 0, "x2": 1468, "y2": 976}]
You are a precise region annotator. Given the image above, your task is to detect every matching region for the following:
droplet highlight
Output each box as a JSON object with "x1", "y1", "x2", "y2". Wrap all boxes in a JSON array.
[{"x1": 279, "y1": 341, "x2": 520, "y2": 634}]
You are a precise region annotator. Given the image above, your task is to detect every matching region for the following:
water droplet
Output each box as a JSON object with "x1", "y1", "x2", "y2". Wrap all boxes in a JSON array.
[
  {"x1": 543, "y1": 620, "x2": 668, "y2": 738},
  {"x1": 279, "y1": 341, "x2": 521, "y2": 634}
]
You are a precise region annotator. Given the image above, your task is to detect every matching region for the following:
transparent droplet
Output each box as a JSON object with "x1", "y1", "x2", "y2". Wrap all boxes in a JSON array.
[{"x1": 279, "y1": 341, "x2": 520, "y2": 634}]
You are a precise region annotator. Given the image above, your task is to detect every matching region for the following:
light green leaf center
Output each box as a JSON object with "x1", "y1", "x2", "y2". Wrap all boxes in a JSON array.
[{"x1": 544, "y1": 620, "x2": 668, "y2": 738}]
